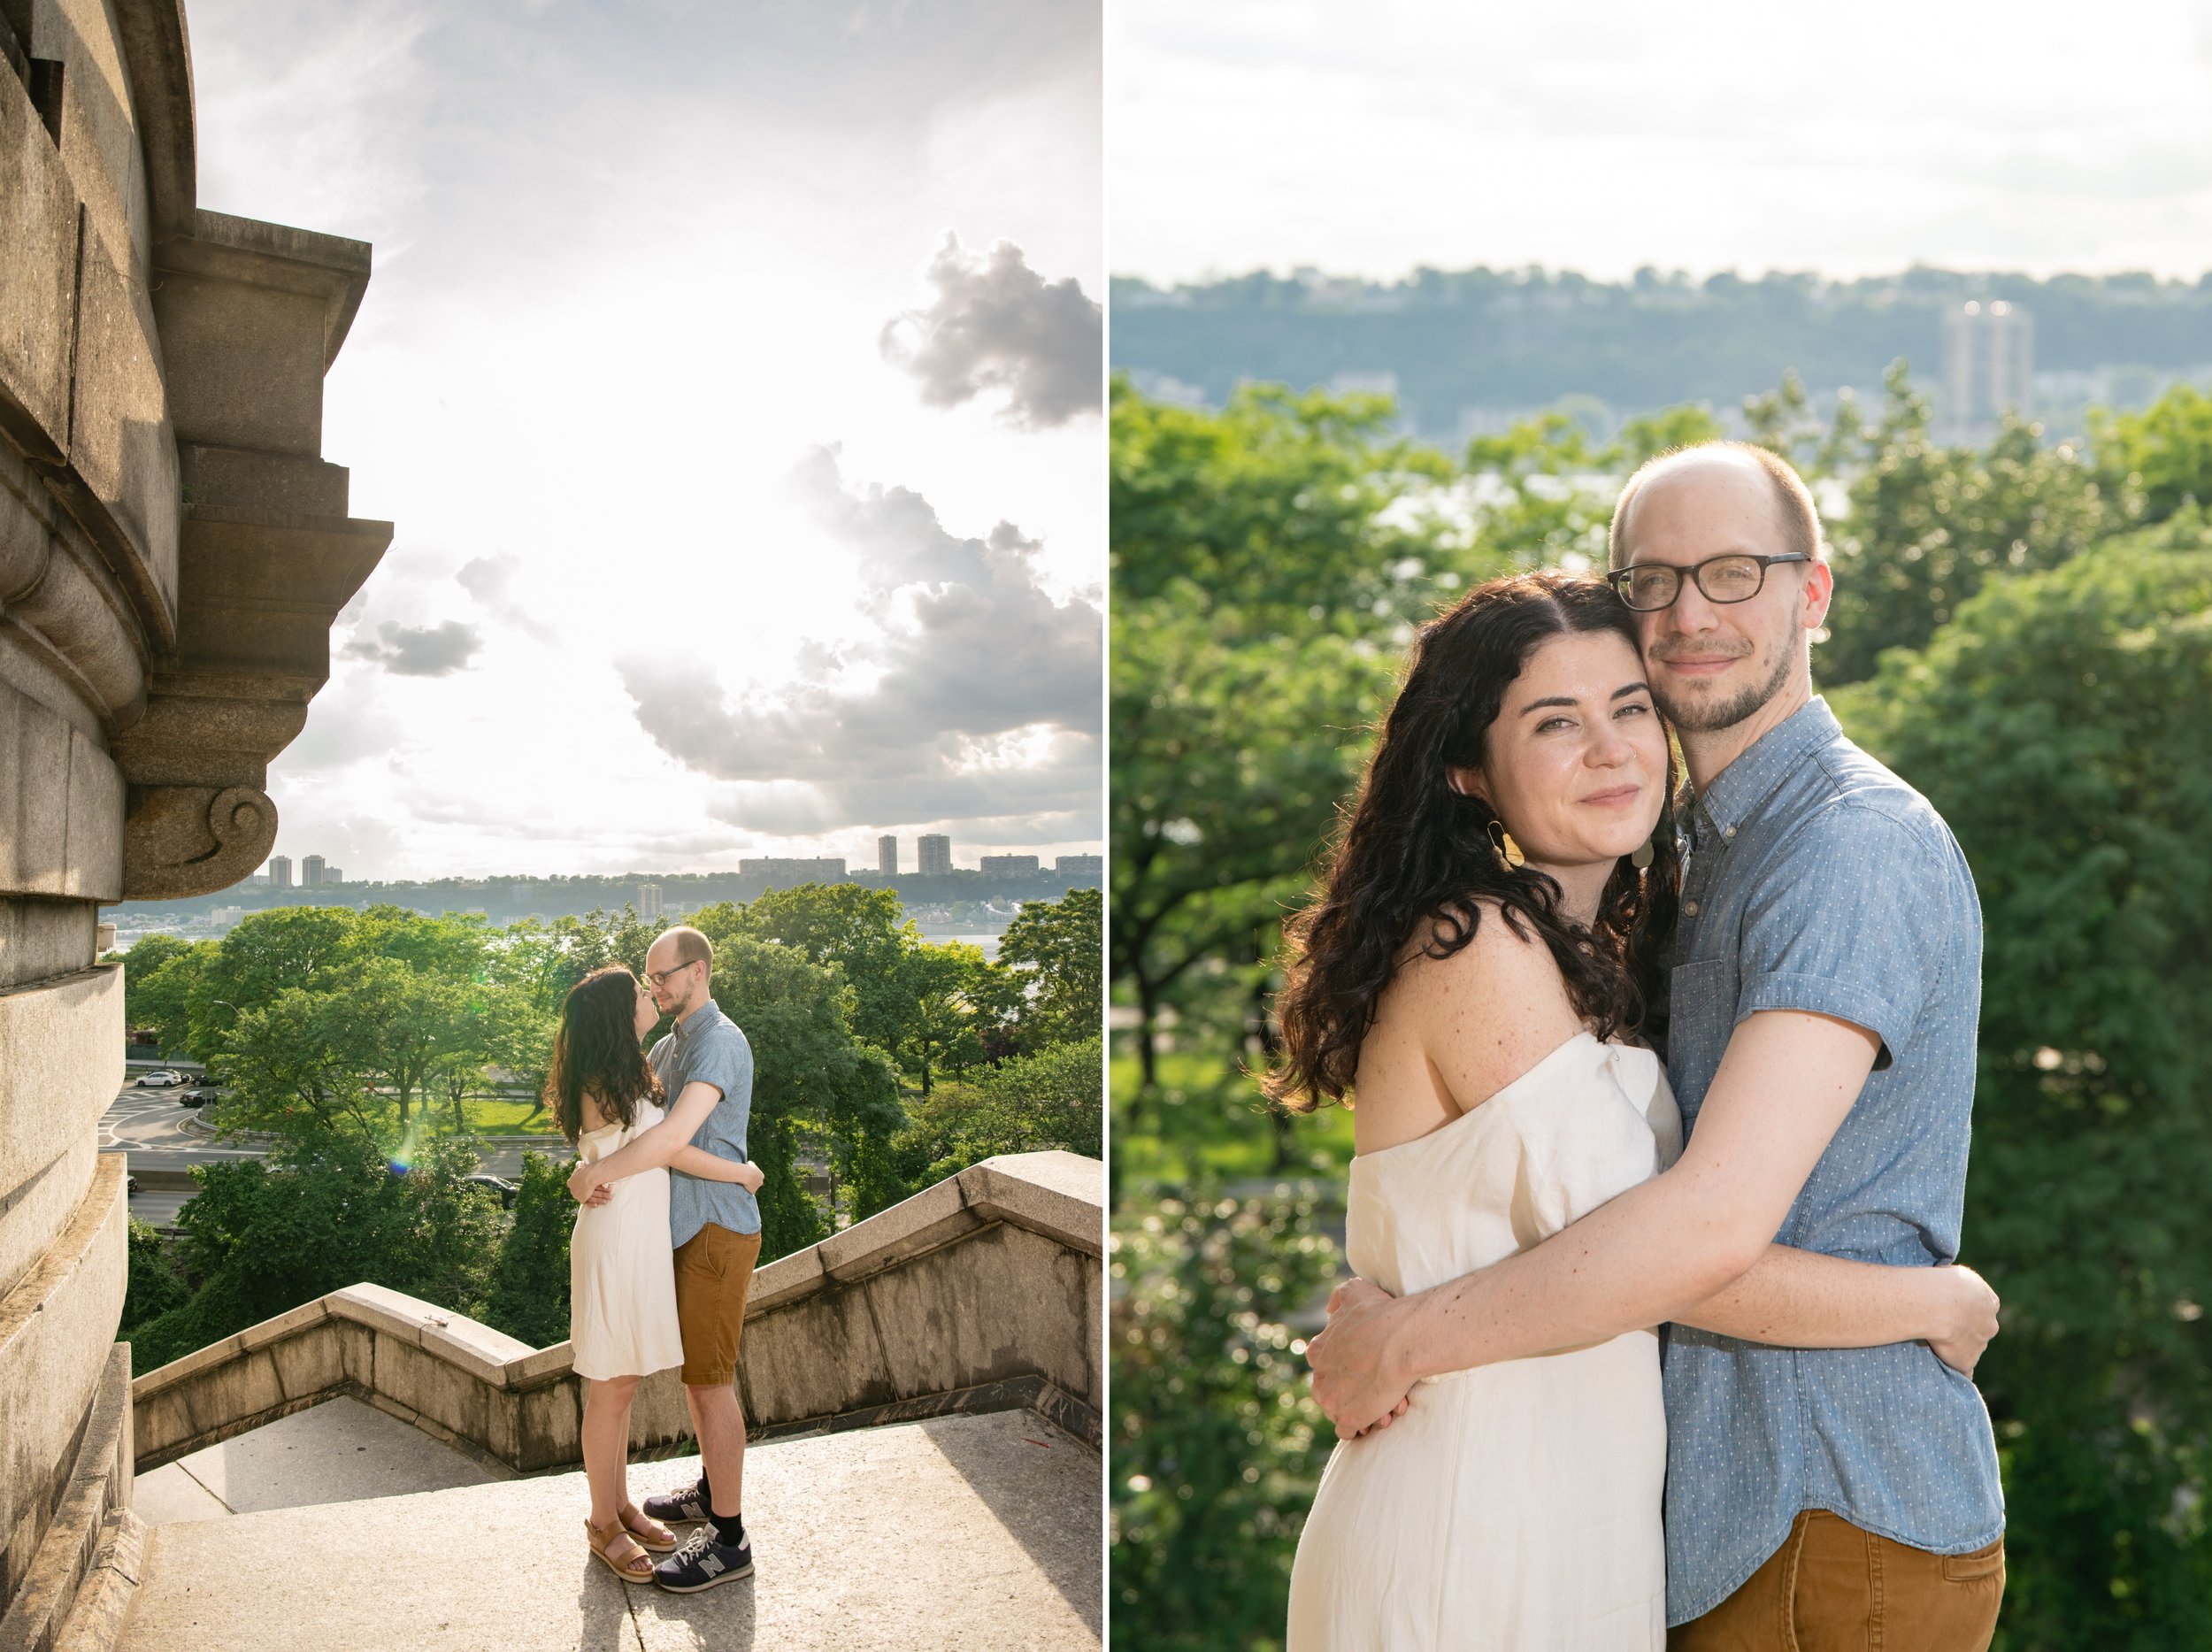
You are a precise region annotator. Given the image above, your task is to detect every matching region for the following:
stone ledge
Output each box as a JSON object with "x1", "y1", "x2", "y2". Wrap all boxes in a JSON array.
[{"x1": 132, "y1": 1154, "x2": 1105, "y2": 1479}]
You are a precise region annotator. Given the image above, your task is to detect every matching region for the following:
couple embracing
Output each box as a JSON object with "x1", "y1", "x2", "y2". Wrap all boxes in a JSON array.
[
  {"x1": 544, "y1": 926, "x2": 765, "y2": 1593},
  {"x1": 1279, "y1": 442, "x2": 2008, "y2": 1648}
]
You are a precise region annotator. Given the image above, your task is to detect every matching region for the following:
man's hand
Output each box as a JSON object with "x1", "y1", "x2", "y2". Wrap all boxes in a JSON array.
[
  {"x1": 1925, "y1": 1264, "x2": 2000, "y2": 1378},
  {"x1": 584, "y1": 1184, "x2": 612, "y2": 1207},
  {"x1": 567, "y1": 1160, "x2": 602, "y2": 1204},
  {"x1": 735, "y1": 1161, "x2": 765, "y2": 1195},
  {"x1": 1307, "y1": 1276, "x2": 1416, "y2": 1440}
]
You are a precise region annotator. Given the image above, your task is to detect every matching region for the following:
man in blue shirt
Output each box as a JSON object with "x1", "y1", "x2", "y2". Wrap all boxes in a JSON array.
[
  {"x1": 1308, "y1": 443, "x2": 2006, "y2": 1647},
  {"x1": 568, "y1": 924, "x2": 761, "y2": 1593}
]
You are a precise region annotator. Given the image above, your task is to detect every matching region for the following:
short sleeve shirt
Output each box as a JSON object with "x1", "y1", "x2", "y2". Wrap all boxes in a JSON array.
[
  {"x1": 1660, "y1": 697, "x2": 2004, "y2": 1626},
  {"x1": 650, "y1": 999, "x2": 759, "y2": 1245}
]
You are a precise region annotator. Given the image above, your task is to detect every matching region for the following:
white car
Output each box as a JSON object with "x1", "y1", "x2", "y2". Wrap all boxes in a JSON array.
[{"x1": 136, "y1": 1070, "x2": 184, "y2": 1087}]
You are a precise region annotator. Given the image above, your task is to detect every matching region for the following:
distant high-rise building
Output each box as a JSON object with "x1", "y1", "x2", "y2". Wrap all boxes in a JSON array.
[
  {"x1": 267, "y1": 856, "x2": 291, "y2": 889},
  {"x1": 1054, "y1": 854, "x2": 1102, "y2": 874},
  {"x1": 325, "y1": 867, "x2": 342, "y2": 885},
  {"x1": 878, "y1": 834, "x2": 898, "y2": 876},
  {"x1": 1940, "y1": 300, "x2": 2033, "y2": 439},
  {"x1": 979, "y1": 854, "x2": 1040, "y2": 875},
  {"x1": 739, "y1": 857, "x2": 848, "y2": 885},
  {"x1": 918, "y1": 834, "x2": 953, "y2": 876},
  {"x1": 638, "y1": 882, "x2": 663, "y2": 923},
  {"x1": 210, "y1": 905, "x2": 244, "y2": 930},
  {"x1": 303, "y1": 855, "x2": 326, "y2": 887}
]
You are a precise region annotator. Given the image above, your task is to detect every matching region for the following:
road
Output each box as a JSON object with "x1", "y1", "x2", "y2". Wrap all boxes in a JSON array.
[{"x1": 99, "y1": 1078, "x2": 561, "y2": 1226}]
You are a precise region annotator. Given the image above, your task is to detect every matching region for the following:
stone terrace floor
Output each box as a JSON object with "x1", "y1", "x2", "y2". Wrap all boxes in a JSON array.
[{"x1": 119, "y1": 1402, "x2": 1100, "y2": 1650}]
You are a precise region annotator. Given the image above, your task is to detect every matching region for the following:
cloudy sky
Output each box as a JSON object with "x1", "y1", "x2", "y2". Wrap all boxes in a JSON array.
[
  {"x1": 1112, "y1": 0, "x2": 2212, "y2": 284},
  {"x1": 191, "y1": 0, "x2": 1101, "y2": 881}
]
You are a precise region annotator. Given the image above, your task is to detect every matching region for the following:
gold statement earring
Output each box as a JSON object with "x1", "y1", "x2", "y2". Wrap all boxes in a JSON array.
[
  {"x1": 1631, "y1": 836, "x2": 1655, "y2": 871},
  {"x1": 1488, "y1": 819, "x2": 1526, "y2": 872}
]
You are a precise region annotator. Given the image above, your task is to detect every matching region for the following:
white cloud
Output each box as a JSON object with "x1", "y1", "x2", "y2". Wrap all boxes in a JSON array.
[
  {"x1": 618, "y1": 449, "x2": 1100, "y2": 837},
  {"x1": 881, "y1": 234, "x2": 1102, "y2": 427}
]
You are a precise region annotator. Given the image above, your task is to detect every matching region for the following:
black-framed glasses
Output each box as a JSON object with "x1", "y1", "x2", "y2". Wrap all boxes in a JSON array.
[
  {"x1": 1606, "y1": 552, "x2": 1811, "y2": 612},
  {"x1": 646, "y1": 960, "x2": 702, "y2": 989}
]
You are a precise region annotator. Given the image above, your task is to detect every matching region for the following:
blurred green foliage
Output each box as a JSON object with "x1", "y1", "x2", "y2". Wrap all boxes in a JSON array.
[{"x1": 1111, "y1": 373, "x2": 2212, "y2": 1648}]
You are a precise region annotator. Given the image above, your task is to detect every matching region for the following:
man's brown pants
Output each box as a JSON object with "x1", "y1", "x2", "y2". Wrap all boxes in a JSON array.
[{"x1": 1669, "y1": 1510, "x2": 2004, "y2": 1651}]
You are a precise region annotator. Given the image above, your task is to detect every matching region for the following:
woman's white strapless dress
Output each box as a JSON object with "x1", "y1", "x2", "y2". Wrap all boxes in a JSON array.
[
  {"x1": 569, "y1": 1100, "x2": 686, "y2": 1381},
  {"x1": 1286, "y1": 1033, "x2": 1685, "y2": 1650}
]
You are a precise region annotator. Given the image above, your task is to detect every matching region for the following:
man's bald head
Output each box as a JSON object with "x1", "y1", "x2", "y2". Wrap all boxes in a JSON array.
[
  {"x1": 649, "y1": 926, "x2": 713, "y2": 973},
  {"x1": 1609, "y1": 442, "x2": 1824, "y2": 571}
]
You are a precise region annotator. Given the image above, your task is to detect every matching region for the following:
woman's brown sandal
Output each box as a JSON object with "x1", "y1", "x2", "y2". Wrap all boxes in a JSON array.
[
  {"x1": 586, "y1": 1515, "x2": 657, "y2": 1581},
  {"x1": 618, "y1": 1502, "x2": 677, "y2": 1552}
]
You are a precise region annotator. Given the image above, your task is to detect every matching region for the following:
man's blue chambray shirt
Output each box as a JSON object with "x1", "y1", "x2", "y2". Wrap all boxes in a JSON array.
[
  {"x1": 1660, "y1": 697, "x2": 2004, "y2": 1626},
  {"x1": 649, "y1": 998, "x2": 759, "y2": 1247}
]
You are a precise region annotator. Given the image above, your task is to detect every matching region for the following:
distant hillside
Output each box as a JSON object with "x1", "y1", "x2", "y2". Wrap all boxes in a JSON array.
[
  {"x1": 111, "y1": 867, "x2": 1102, "y2": 930},
  {"x1": 1111, "y1": 266, "x2": 2212, "y2": 439}
]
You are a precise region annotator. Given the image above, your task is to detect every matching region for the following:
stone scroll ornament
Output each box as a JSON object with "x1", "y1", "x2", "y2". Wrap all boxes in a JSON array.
[{"x1": 121, "y1": 783, "x2": 279, "y2": 901}]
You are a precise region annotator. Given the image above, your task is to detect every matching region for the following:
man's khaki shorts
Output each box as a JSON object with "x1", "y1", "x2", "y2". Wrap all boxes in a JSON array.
[
  {"x1": 1670, "y1": 1508, "x2": 2004, "y2": 1652},
  {"x1": 672, "y1": 1222, "x2": 762, "y2": 1388}
]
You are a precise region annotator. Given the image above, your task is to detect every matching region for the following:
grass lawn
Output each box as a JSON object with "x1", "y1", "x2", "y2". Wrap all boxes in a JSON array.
[
  {"x1": 221, "y1": 1093, "x2": 564, "y2": 1141},
  {"x1": 1113, "y1": 1049, "x2": 1355, "y2": 1189}
]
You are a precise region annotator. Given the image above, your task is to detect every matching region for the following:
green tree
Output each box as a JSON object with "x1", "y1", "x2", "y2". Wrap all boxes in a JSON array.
[
  {"x1": 1112, "y1": 380, "x2": 1485, "y2": 1100},
  {"x1": 120, "y1": 1218, "x2": 191, "y2": 1340},
  {"x1": 129, "y1": 1133, "x2": 506, "y2": 1375},
  {"x1": 730, "y1": 882, "x2": 916, "y2": 1055},
  {"x1": 480, "y1": 1150, "x2": 573, "y2": 1349},
  {"x1": 1111, "y1": 1194, "x2": 1340, "y2": 1652},
  {"x1": 865, "y1": 1036, "x2": 1105, "y2": 1213},
  {"x1": 119, "y1": 937, "x2": 216, "y2": 1057},
  {"x1": 1834, "y1": 528, "x2": 2212, "y2": 1647},
  {"x1": 993, "y1": 887, "x2": 1102, "y2": 1053},
  {"x1": 2093, "y1": 380, "x2": 2212, "y2": 525},
  {"x1": 892, "y1": 940, "x2": 988, "y2": 1096},
  {"x1": 1820, "y1": 363, "x2": 2136, "y2": 686}
]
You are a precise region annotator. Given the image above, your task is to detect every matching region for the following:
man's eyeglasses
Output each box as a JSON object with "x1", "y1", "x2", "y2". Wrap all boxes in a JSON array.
[
  {"x1": 1606, "y1": 552, "x2": 1811, "y2": 612},
  {"x1": 646, "y1": 959, "x2": 703, "y2": 990}
]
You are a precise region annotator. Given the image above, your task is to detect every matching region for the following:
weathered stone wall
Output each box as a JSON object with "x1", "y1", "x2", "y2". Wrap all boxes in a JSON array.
[
  {"x1": 129, "y1": 1152, "x2": 1108, "y2": 1479},
  {"x1": 0, "y1": 3, "x2": 387, "y2": 1642}
]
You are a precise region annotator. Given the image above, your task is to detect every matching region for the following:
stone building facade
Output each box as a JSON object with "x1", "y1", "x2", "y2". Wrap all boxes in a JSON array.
[{"x1": 0, "y1": 1, "x2": 385, "y2": 1642}]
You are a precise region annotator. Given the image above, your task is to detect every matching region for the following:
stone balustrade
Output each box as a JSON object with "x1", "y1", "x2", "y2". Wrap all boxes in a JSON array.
[{"x1": 131, "y1": 1150, "x2": 1103, "y2": 1480}]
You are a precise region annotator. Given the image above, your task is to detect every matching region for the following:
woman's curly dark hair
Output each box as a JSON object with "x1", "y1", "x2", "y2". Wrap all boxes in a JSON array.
[
  {"x1": 547, "y1": 965, "x2": 663, "y2": 1145},
  {"x1": 1265, "y1": 569, "x2": 1684, "y2": 1111}
]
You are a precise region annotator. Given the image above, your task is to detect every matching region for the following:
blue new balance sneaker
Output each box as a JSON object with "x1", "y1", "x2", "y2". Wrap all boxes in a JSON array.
[
  {"x1": 654, "y1": 1522, "x2": 753, "y2": 1592},
  {"x1": 640, "y1": 1480, "x2": 710, "y2": 1525}
]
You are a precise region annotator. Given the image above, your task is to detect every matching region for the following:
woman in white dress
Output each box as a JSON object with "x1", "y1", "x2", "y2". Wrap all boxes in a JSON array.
[
  {"x1": 549, "y1": 965, "x2": 764, "y2": 1582},
  {"x1": 1269, "y1": 572, "x2": 1997, "y2": 1648}
]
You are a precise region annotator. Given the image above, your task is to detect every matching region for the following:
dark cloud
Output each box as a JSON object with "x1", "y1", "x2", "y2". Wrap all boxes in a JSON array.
[
  {"x1": 343, "y1": 619, "x2": 482, "y2": 676},
  {"x1": 618, "y1": 449, "x2": 1100, "y2": 836},
  {"x1": 879, "y1": 234, "x2": 1102, "y2": 428}
]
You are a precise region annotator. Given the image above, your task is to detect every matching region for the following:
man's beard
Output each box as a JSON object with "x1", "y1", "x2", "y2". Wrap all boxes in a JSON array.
[{"x1": 1651, "y1": 611, "x2": 1801, "y2": 734}]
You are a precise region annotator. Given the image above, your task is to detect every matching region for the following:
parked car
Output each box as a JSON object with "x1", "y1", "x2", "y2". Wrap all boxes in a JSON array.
[
  {"x1": 136, "y1": 1070, "x2": 183, "y2": 1087},
  {"x1": 176, "y1": 1089, "x2": 212, "y2": 1108},
  {"x1": 463, "y1": 1173, "x2": 518, "y2": 1210}
]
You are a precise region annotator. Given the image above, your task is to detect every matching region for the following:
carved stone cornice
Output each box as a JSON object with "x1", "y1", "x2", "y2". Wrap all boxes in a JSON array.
[
  {"x1": 119, "y1": 784, "x2": 273, "y2": 901},
  {"x1": 111, "y1": 504, "x2": 388, "y2": 899}
]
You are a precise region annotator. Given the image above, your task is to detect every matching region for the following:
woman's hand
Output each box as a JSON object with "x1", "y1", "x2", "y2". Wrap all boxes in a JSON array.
[
  {"x1": 1925, "y1": 1264, "x2": 2000, "y2": 1377},
  {"x1": 735, "y1": 1161, "x2": 765, "y2": 1195}
]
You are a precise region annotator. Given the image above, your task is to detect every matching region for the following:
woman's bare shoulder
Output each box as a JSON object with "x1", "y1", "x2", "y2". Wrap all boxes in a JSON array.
[
  {"x1": 1393, "y1": 903, "x2": 1584, "y2": 1095},
  {"x1": 1397, "y1": 899, "x2": 1568, "y2": 995}
]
